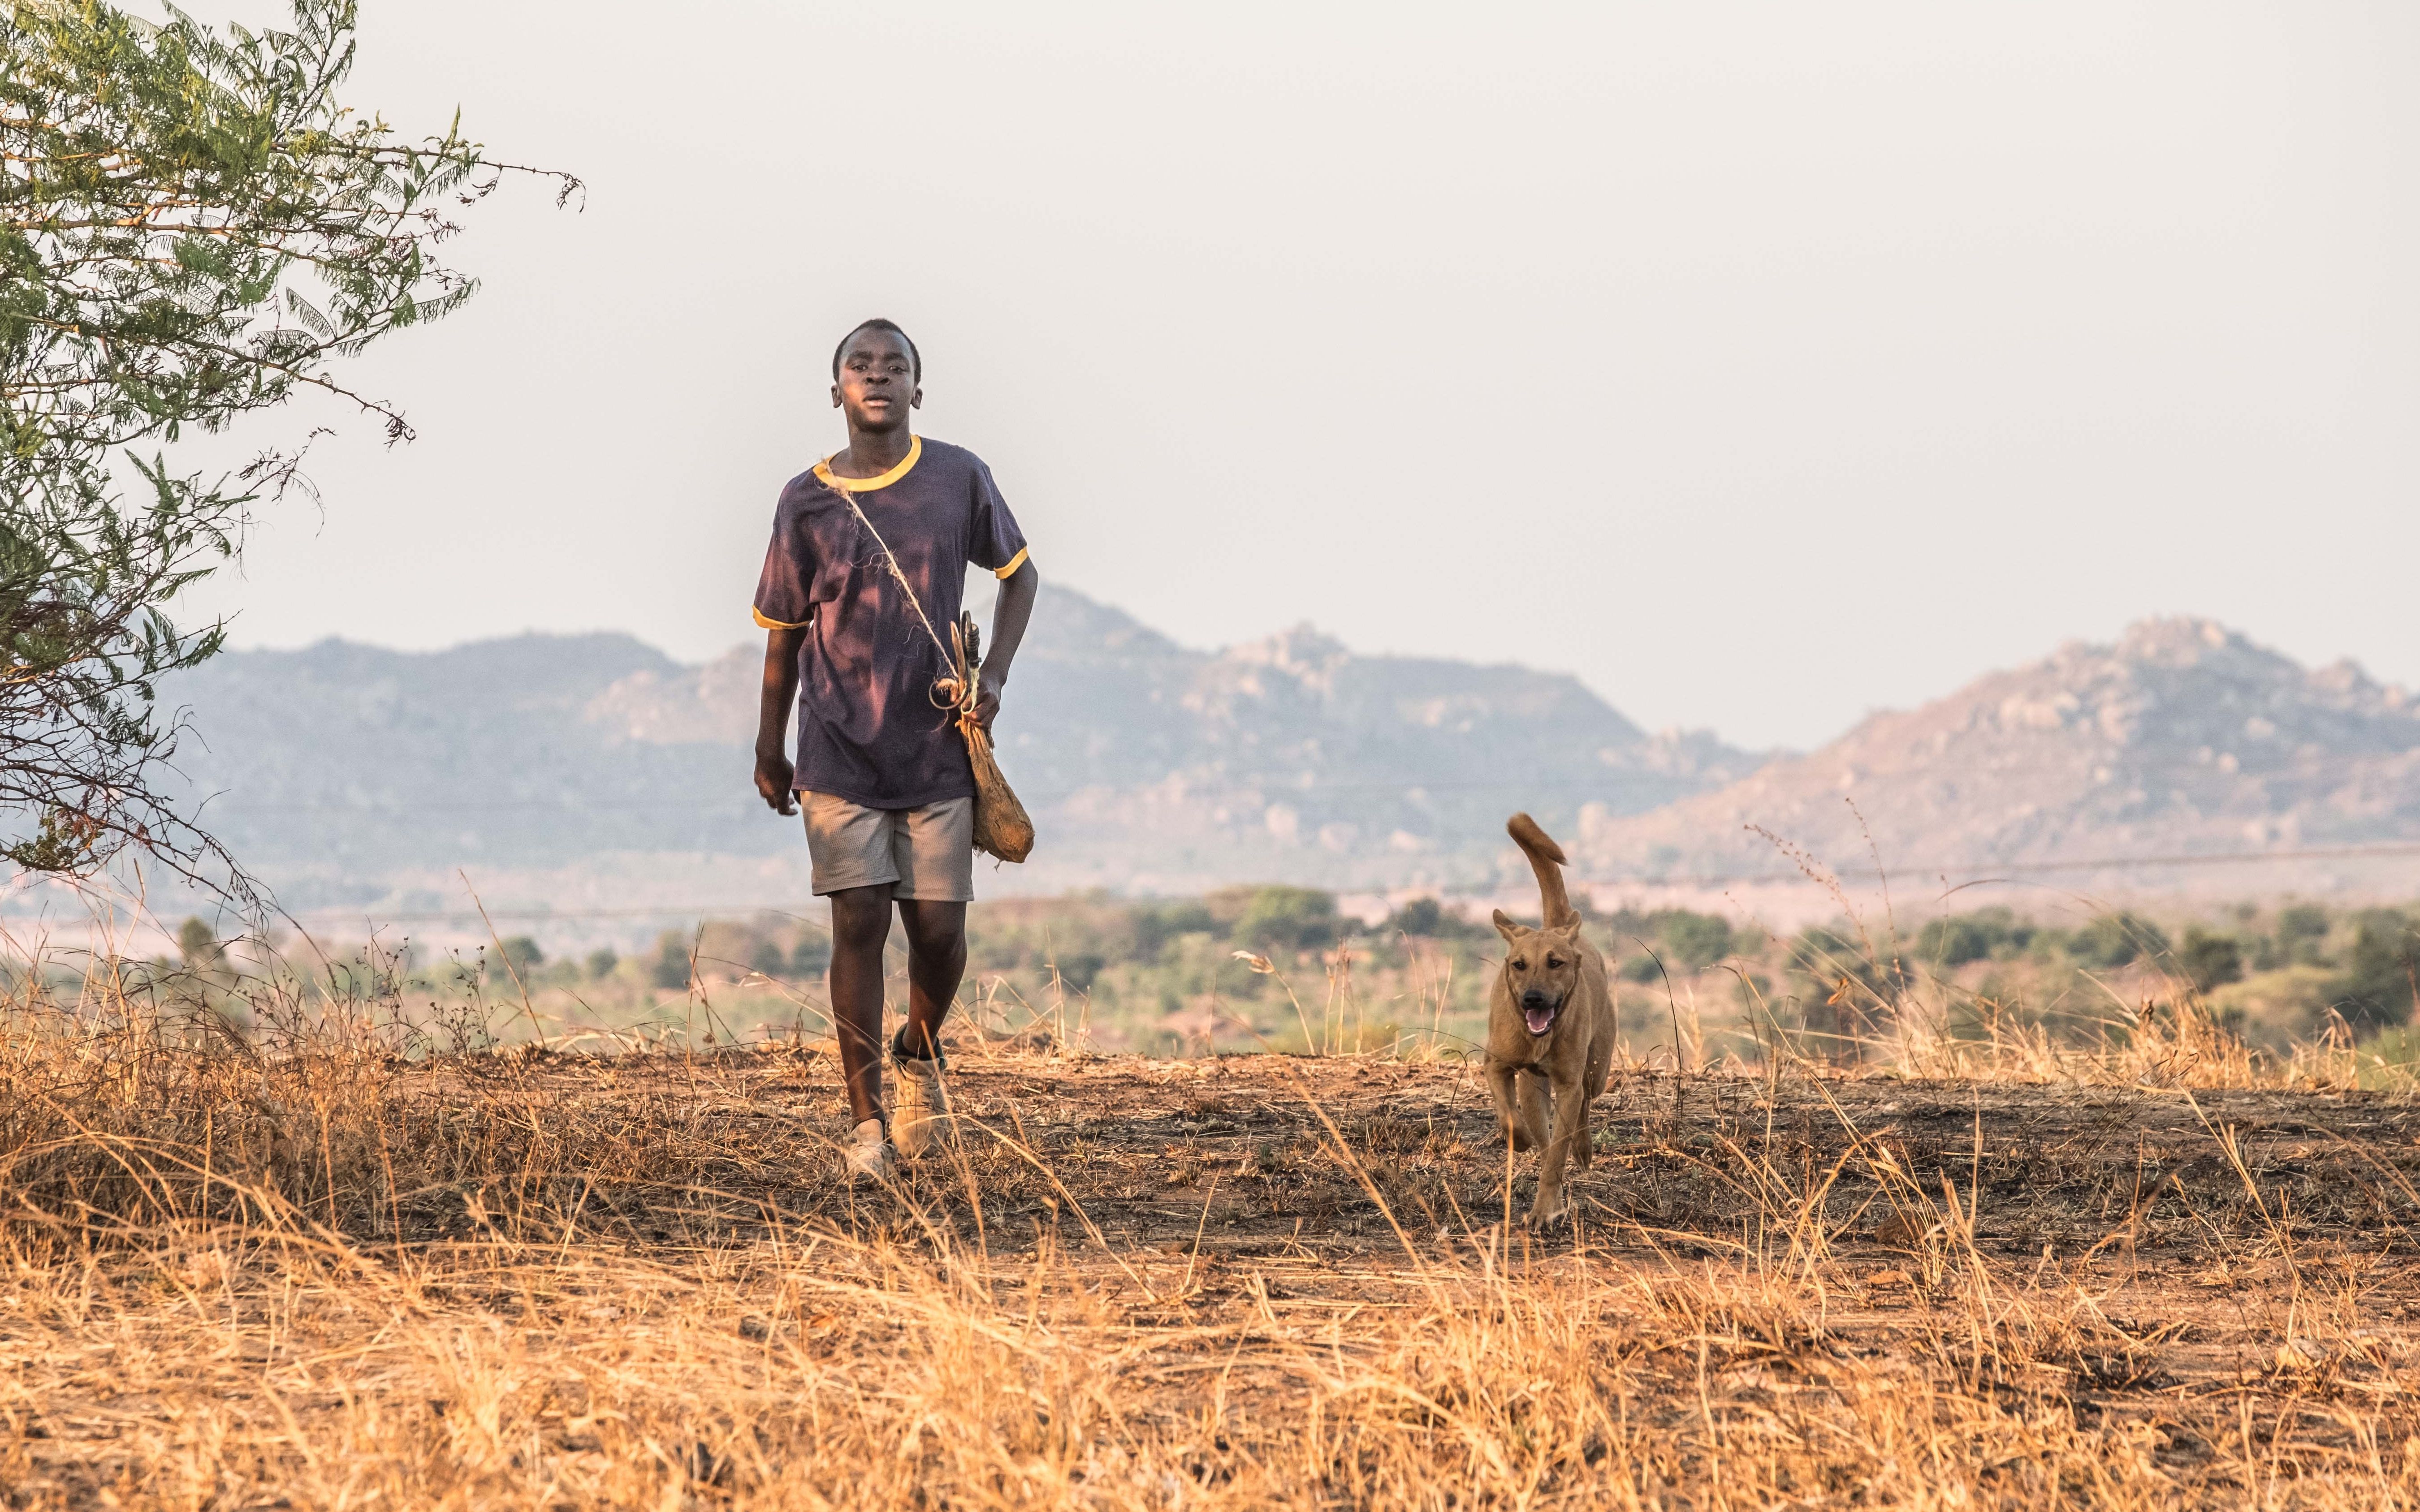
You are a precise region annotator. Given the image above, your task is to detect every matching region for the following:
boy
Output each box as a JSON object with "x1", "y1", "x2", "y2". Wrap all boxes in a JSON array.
[{"x1": 751, "y1": 318, "x2": 1038, "y2": 1182}]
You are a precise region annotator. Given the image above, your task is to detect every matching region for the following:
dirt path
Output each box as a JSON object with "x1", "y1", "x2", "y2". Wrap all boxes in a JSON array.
[{"x1": 491, "y1": 1045, "x2": 2420, "y2": 1265}]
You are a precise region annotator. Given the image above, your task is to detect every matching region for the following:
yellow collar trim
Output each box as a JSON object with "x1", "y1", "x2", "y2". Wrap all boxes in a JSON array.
[{"x1": 814, "y1": 435, "x2": 922, "y2": 492}]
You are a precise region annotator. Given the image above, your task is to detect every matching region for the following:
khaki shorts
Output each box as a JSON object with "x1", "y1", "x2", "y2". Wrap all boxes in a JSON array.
[{"x1": 800, "y1": 791, "x2": 975, "y2": 902}]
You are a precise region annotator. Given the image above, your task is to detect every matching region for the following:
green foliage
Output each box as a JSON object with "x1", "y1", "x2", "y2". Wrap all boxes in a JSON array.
[
  {"x1": 1659, "y1": 911, "x2": 1733, "y2": 972},
  {"x1": 495, "y1": 935, "x2": 543, "y2": 976},
  {"x1": 748, "y1": 938, "x2": 785, "y2": 977},
  {"x1": 2177, "y1": 927, "x2": 2244, "y2": 994},
  {"x1": 2069, "y1": 913, "x2": 2170, "y2": 971},
  {"x1": 1380, "y1": 895, "x2": 1488, "y2": 941},
  {"x1": 175, "y1": 915, "x2": 219, "y2": 969},
  {"x1": 1785, "y1": 924, "x2": 1893, "y2": 1054},
  {"x1": 1132, "y1": 901, "x2": 1216, "y2": 958},
  {"x1": 1601, "y1": 908, "x2": 1733, "y2": 979},
  {"x1": 1055, "y1": 952, "x2": 1106, "y2": 992},
  {"x1": 583, "y1": 948, "x2": 618, "y2": 981},
  {"x1": 2276, "y1": 904, "x2": 2331, "y2": 964},
  {"x1": 1788, "y1": 926, "x2": 1886, "y2": 1000},
  {"x1": 2331, "y1": 909, "x2": 2418, "y2": 1030},
  {"x1": 1915, "y1": 907, "x2": 2032, "y2": 968},
  {"x1": 0, "y1": 0, "x2": 569, "y2": 889},
  {"x1": 789, "y1": 935, "x2": 830, "y2": 976},
  {"x1": 1232, "y1": 886, "x2": 1340, "y2": 952},
  {"x1": 651, "y1": 930, "x2": 691, "y2": 991}
]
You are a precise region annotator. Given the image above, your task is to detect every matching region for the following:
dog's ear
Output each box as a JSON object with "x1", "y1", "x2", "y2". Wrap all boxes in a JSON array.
[
  {"x1": 1492, "y1": 909, "x2": 1525, "y2": 943},
  {"x1": 1551, "y1": 921, "x2": 1585, "y2": 943}
]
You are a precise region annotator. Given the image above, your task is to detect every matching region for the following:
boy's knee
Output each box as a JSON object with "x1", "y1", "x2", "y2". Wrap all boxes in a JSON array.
[
  {"x1": 828, "y1": 892, "x2": 892, "y2": 952},
  {"x1": 905, "y1": 918, "x2": 966, "y2": 964},
  {"x1": 897, "y1": 901, "x2": 966, "y2": 963}
]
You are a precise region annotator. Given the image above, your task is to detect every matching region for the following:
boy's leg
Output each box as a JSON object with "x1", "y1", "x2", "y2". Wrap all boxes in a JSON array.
[
  {"x1": 887, "y1": 796, "x2": 976, "y2": 1061},
  {"x1": 895, "y1": 900, "x2": 968, "y2": 1057},
  {"x1": 888, "y1": 899, "x2": 964, "y2": 1158},
  {"x1": 825, "y1": 883, "x2": 896, "y2": 1125}
]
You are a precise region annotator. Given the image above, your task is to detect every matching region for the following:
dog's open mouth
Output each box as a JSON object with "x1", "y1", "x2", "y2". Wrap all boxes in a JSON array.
[{"x1": 1522, "y1": 1004, "x2": 1559, "y2": 1037}]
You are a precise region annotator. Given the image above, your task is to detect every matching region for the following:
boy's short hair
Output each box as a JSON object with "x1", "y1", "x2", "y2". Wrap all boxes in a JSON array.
[{"x1": 832, "y1": 318, "x2": 920, "y2": 381}]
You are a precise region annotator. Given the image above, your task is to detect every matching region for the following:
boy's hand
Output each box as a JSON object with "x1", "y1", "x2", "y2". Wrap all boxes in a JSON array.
[
  {"x1": 971, "y1": 672, "x2": 1004, "y2": 731},
  {"x1": 754, "y1": 751, "x2": 798, "y2": 815}
]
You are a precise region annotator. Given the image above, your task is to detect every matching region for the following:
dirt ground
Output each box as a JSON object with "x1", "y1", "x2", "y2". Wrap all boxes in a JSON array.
[
  {"x1": 424, "y1": 1042, "x2": 2420, "y2": 1400},
  {"x1": 495, "y1": 1041, "x2": 2420, "y2": 1258},
  {"x1": 8, "y1": 1041, "x2": 2420, "y2": 1507}
]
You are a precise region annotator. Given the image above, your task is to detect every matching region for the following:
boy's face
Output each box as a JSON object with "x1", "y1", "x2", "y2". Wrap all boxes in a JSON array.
[{"x1": 831, "y1": 329, "x2": 920, "y2": 433}]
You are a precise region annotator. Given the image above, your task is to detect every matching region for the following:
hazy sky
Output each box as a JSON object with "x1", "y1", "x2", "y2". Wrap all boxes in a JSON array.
[{"x1": 173, "y1": 2, "x2": 2420, "y2": 751}]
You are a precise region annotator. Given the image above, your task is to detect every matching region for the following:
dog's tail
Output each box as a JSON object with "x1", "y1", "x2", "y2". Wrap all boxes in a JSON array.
[{"x1": 1507, "y1": 812, "x2": 1581, "y2": 930}]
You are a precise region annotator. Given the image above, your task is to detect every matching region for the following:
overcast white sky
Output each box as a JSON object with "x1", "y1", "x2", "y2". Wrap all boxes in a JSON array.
[{"x1": 174, "y1": 2, "x2": 2420, "y2": 751}]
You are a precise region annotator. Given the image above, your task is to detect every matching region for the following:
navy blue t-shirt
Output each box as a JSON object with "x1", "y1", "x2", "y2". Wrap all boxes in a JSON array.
[{"x1": 752, "y1": 436, "x2": 1029, "y2": 809}]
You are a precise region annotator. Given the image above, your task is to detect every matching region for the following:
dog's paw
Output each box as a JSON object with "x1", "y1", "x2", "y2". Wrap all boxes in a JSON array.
[{"x1": 1523, "y1": 1200, "x2": 1572, "y2": 1234}]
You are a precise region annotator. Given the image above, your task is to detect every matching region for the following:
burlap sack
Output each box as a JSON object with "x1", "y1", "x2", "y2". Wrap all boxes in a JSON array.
[{"x1": 962, "y1": 712, "x2": 1034, "y2": 863}]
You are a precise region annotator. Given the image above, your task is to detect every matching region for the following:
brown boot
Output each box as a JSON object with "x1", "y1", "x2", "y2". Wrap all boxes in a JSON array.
[
  {"x1": 843, "y1": 1116, "x2": 894, "y2": 1185},
  {"x1": 890, "y1": 1032, "x2": 951, "y2": 1159}
]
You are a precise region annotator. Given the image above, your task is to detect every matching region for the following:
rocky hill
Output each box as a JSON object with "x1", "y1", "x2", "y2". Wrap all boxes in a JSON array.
[
  {"x1": 161, "y1": 584, "x2": 1762, "y2": 906},
  {"x1": 1574, "y1": 618, "x2": 2420, "y2": 890}
]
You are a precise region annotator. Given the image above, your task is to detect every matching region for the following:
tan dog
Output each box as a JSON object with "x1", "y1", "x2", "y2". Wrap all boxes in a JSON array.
[{"x1": 1485, "y1": 813, "x2": 1614, "y2": 1228}]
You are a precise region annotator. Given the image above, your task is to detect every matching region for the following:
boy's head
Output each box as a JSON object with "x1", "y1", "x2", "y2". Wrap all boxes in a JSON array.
[{"x1": 831, "y1": 319, "x2": 920, "y2": 433}]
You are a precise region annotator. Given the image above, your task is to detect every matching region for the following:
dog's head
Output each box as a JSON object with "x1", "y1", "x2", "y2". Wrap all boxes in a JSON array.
[{"x1": 1493, "y1": 912, "x2": 1585, "y2": 1038}]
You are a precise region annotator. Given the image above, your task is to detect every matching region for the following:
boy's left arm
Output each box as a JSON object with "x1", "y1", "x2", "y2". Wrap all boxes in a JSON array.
[{"x1": 973, "y1": 559, "x2": 1037, "y2": 731}]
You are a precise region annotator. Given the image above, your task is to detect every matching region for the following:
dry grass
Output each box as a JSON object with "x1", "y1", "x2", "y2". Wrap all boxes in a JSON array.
[{"x1": 3, "y1": 958, "x2": 2419, "y2": 1509}]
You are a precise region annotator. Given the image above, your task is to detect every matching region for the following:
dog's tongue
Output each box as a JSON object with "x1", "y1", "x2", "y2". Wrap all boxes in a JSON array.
[{"x1": 1524, "y1": 1006, "x2": 1555, "y2": 1036}]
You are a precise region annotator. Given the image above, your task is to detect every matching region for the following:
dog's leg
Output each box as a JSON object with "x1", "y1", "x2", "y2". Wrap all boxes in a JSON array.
[
  {"x1": 1574, "y1": 1029, "x2": 1610, "y2": 1171},
  {"x1": 1516, "y1": 1069, "x2": 1553, "y2": 1154},
  {"x1": 1527, "y1": 1072, "x2": 1590, "y2": 1228},
  {"x1": 1487, "y1": 1060, "x2": 1531, "y2": 1150}
]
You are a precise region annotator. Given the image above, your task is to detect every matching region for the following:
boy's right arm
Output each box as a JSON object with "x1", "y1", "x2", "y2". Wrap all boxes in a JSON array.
[{"x1": 754, "y1": 625, "x2": 806, "y2": 815}]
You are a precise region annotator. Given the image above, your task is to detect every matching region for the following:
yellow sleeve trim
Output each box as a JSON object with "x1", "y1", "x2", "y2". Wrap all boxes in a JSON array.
[
  {"x1": 993, "y1": 547, "x2": 1030, "y2": 580},
  {"x1": 754, "y1": 606, "x2": 809, "y2": 630},
  {"x1": 812, "y1": 434, "x2": 923, "y2": 492}
]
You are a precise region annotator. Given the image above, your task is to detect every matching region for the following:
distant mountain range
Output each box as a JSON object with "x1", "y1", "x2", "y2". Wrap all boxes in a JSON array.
[
  {"x1": 1575, "y1": 617, "x2": 2420, "y2": 893},
  {"x1": 151, "y1": 596, "x2": 2420, "y2": 915},
  {"x1": 160, "y1": 584, "x2": 1763, "y2": 908}
]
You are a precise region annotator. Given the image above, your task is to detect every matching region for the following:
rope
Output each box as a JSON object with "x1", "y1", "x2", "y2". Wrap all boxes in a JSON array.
[{"x1": 822, "y1": 474, "x2": 978, "y2": 717}]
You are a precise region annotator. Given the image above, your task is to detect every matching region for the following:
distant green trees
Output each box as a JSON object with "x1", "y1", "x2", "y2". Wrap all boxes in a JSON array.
[
  {"x1": 652, "y1": 931, "x2": 693, "y2": 990},
  {"x1": 2335, "y1": 910, "x2": 2419, "y2": 1030},
  {"x1": 1608, "y1": 908, "x2": 1737, "y2": 982},
  {"x1": 0, "y1": 0, "x2": 567, "y2": 890},
  {"x1": 1379, "y1": 896, "x2": 1491, "y2": 943},
  {"x1": 1915, "y1": 907, "x2": 2034, "y2": 967},
  {"x1": 645, "y1": 922, "x2": 831, "y2": 991},
  {"x1": 2276, "y1": 905, "x2": 2331, "y2": 963},
  {"x1": 2176, "y1": 928, "x2": 2243, "y2": 994},
  {"x1": 176, "y1": 916, "x2": 223, "y2": 972},
  {"x1": 1661, "y1": 912, "x2": 1734, "y2": 971},
  {"x1": 1055, "y1": 952, "x2": 1106, "y2": 991},
  {"x1": 496, "y1": 936, "x2": 544, "y2": 978},
  {"x1": 1906, "y1": 901, "x2": 2420, "y2": 1030},
  {"x1": 2068, "y1": 913, "x2": 2171, "y2": 970},
  {"x1": 1232, "y1": 886, "x2": 1340, "y2": 952},
  {"x1": 1133, "y1": 901, "x2": 1218, "y2": 956}
]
